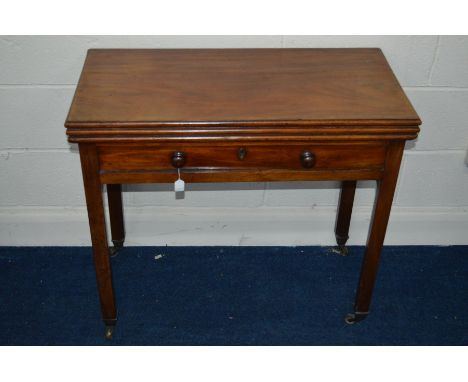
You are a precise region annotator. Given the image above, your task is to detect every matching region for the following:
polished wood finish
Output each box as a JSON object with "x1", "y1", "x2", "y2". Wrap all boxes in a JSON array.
[
  {"x1": 66, "y1": 49, "x2": 420, "y2": 126},
  {"x1": 170, "y1": 151, "x2": 186, "y2": 169},
  {"x1": 66, "y1": 49, "x2": 421, "y2": 334},
  {"x1": 79, "y1": 144, "x2": 116, "y2": 327},
  {"x1": 100, "y1": 167, "x2": 385, "y2": 185},
  {"x1": 335, "y1": 180, "x2": 357, "y2": 248},
  {"x1": 107, "y1": 184, "x2": 125, "y2": 248},
  {"x1": 68, "y1": 126, "x2": 419, "y2": 143},
  {"x1": 354, "y1": 141, "x2": 405, "y2": 315},
  {"x1": 66, "y1": 49, "x2": 420, "y2": 144},
  {"x1": 98, "y1": 142, "x2": 387, "y2": 172},
  {"x1": 97, "y1": 142, "x2": 387, "y2": 184}
]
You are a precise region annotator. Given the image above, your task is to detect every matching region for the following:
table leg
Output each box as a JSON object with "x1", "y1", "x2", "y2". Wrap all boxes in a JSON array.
[
  {"x1": 107, "y1": 184, "x2": 125, "y2": 257},
  {"x1": 79, "y1": 144, "x2": 117, "y2": 338},
  {"x1": 345, "y1": 141, "x2": 404, "y2": 324},
  {"x1": 335, "y1": 180, "x2": 357, "y2": 256}
]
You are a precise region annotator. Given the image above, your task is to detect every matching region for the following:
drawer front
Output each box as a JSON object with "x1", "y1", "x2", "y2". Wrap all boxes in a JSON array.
[{"x1": 98, "y1": 143, "x2": 387, "y2": 173}]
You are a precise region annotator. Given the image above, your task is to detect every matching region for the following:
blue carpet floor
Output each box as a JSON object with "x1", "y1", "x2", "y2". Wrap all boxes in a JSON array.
[{"x1": 0, "y1": 246, "x2": 467, "y2": 345}]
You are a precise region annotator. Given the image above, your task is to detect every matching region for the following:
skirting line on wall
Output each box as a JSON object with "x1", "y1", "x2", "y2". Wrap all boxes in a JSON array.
[{"x1": 0, "y1": 206, "x2": 467, "y2": 246}]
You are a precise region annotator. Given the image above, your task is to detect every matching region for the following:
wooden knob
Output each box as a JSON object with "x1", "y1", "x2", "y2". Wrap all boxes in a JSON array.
[
  {"x1": 171, "y1": 151, "x2": 186, "y2": 168},
  {"x1": 300, "y1": 151, "x2": 315, "y2": 168}
]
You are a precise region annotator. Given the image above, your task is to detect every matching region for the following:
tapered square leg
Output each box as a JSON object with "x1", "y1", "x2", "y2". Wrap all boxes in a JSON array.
[
  {"x1": 79, "y1": 144, "x2": 117, "y2": 337},
  {"x1": 335, "y1": 180, "x2": 357, "y2": 256},
  {"x1": 107, "y1": 184, "x2": 125, "y2": 257},
  {"x1": 345, "y1": 142, "x2": 404, "y2": 324}
]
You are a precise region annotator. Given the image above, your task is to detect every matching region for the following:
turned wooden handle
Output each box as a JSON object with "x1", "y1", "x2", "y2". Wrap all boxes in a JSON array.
[
  {"x1": 300, "y1": 151, "x2": 315, "y2": 168},
  {"x1": 171, "y1": 151, "x2": 186, "y2": 168}
]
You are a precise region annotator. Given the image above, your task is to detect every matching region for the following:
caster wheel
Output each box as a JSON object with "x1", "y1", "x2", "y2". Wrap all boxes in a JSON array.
[
  {"x1": 105, "y1": 326, "x2": 114, "y2": 340},
  {"x1": 344, "y1": 313, "x2": 358, "y2": 324},
  {"x1": 337, "y1": 245, "x2": 349, "y2": 256},
  {"x1": 344, "y1": 312, "x2": 368, "y2": 325},
  {"x1": 331, "y1": 245, "x2": 349, "y2": 256}
]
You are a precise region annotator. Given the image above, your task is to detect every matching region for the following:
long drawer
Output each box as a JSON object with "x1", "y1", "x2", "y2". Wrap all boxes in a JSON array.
[{"x1": 98, "y1": 142, "x2": 387, "y2": 172}]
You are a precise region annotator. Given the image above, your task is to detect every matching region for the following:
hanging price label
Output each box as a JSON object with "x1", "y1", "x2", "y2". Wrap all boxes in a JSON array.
[
  {"x1": 174, "y1": 178, "x2": 185, "y2": 192},
  {"x1": 174, "y1": 169, "x2": 185, "y2": 193}
]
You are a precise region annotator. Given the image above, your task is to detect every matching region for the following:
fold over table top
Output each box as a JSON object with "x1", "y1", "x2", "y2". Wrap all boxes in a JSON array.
[{"x1": 65, "y1": 48, "x2": 421, "y2": 142}]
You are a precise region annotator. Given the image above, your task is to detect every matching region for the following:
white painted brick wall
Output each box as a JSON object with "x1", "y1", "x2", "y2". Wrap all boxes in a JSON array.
[{"x1": 1, "y1": 36, "x2": 467, "y2": 245}]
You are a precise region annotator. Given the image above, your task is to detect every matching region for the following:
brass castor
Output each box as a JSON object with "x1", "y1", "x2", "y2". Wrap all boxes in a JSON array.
[
  {"x1": 105, "y1": 326, "x2": 114, "y2": 340},
  {"x1": 109, "y1": 240, "x2": 124, "y2": 258},
  {"x1": 344, "y1": 312, "x2": 368, "y2": 324},
  {"x1": 337, "y1": 245, "x2": 349, "y2": 256},
  {"x1": 331, "y1": 245, "x2": 349, "y2": 256}
]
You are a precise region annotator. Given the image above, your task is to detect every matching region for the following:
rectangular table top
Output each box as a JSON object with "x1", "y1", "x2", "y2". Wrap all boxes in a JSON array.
[{"x1": 65, "y1": 48, "x2": 420, "y2": 129}]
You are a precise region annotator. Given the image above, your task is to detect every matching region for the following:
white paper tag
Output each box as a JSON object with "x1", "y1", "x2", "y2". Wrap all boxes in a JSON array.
[{"x1": 174, "y1": 178, "x2": 185, "y2": 192}]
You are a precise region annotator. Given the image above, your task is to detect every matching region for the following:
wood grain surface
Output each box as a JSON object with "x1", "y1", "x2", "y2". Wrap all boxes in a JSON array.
[
  {"x1": 66, "y1": 49, "x2": 420, "y2": 127},
  {"x1": 67, "y1": 48, "x2": 421, "y2": 331}
]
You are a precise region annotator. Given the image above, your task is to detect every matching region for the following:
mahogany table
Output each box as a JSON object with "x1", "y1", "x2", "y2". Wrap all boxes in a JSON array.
[{"x1": 65, "y1": 48, "x2": 421, "y2": 339}]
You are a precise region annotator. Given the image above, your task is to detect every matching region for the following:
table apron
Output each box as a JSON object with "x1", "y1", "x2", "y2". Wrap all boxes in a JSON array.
[{"x1": 99, "y1": 168, "x2": 384, "y2": 184}]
